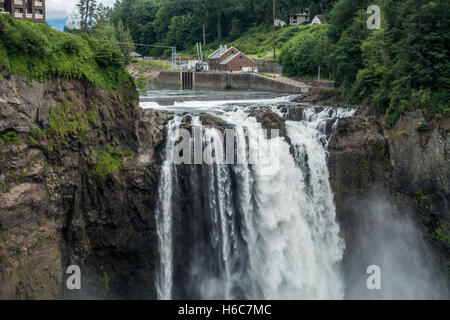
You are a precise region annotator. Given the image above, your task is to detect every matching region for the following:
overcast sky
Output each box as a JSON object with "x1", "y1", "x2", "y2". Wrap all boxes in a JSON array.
[{"x1": 46, "y1": 0, "x2": 117, "y2": 20}]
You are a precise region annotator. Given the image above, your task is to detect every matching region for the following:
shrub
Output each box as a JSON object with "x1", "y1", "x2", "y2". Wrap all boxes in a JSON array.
[
  {"x1": 0, "y1": 14, "x2": 133, "y2": 89},
  {"x1": 0, "y1": 131, "x2": 22, "y2": 145},
  {"x1": 94, "y1": 145, "x2": 135, "y2": 177}
]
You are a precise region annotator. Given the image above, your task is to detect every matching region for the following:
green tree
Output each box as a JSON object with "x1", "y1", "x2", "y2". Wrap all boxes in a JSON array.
[
  {"x1": 77, "y1": 0, "x2": 98, "y2": 32},
  {"x1": 166, "y1": 14, "x2": 201, "y2": 50},
  {"x1": 115, "y1": 20, "x2": 135, "y2": 65},
  {"x1": 278, "y1": 26, "x2": 331, "y2": 77}
]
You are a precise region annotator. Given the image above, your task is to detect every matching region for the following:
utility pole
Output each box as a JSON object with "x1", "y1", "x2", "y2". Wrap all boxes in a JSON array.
[
  {"x1": 273, "y1": 0, "x2": 276, "y2": 60},
  {"x1": 203, "y1": 24, "x2": 206, "y2": 46}
]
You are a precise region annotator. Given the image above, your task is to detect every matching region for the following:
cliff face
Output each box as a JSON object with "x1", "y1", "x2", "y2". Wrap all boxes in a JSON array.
[
  {"x1": 326, "y1": 109, "x2": 450, "y2": 285},
  {"x1": 0, "y1": 68, "x2": 172, "y2": 299}
]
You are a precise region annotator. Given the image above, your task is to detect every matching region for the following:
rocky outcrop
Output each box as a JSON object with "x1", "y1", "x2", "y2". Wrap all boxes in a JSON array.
[
  {"x1": 0, "y1": 68, "x2": 173, "y2": 299},
  {"x1": 248, "y1": 108, "x2": 287, "y2": 139},
  {"x1": 325, "y1": 108, "x2": 450, "y2": 283}
]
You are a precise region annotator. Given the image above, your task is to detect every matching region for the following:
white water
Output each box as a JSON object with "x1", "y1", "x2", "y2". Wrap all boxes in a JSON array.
[
  {"x1": 221, "y1": 109, "x2": 345, "y2": 299},
  {"x1": 155, "y1": 116, "x2": 182, "y2": 300},
  {"x1": 153, "y1": 96, "x2": 354, "y2": 299}
]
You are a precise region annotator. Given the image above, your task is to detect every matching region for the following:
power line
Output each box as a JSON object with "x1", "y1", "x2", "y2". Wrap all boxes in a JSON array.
[
  {"x1": 91, "y1": 39, "x2": 178, "y2": 66},
  {"x1": 107, "y1": 0, "x2": 195, "y2": 10}
]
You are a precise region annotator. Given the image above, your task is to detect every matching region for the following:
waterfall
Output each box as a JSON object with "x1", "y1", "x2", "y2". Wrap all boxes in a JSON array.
[
  {"x1": 154, "y1": 102, "x2": 353, "y2": 300},
  {"x1": 155, "y1": 116, "x2": 182, "y2": 300}
]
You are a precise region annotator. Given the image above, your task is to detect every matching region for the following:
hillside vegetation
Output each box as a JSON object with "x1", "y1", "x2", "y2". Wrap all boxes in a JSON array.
[
  {"x1": 0, "y1": 15, "x2": 133, "y2": 89},
  {"x1": 191, "y1": 25, "x2": 313, "y2": 60},
  {"x1": 278, "y1": 0, "x2": 450, "y2": 124}
]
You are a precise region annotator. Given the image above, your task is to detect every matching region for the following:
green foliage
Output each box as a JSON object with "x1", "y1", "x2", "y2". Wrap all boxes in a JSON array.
[
  {"x1": 94, "y1": 145, "x2": 135, "y2": 177},
  {"x1": 277, "y1": 0, "x2": 450, "y2": 122},
  {"x1": 110, "y1": 0, "x2": 338, "y2": 54},
  {"x1": 434, "y1": 224, "x2": 450, "y2": 246},
  {"x1": 0, "y1": 14, "x2": 133, "y2": 89},
  {"x1": 115, "y1": 20, "x2": 135, "y2": 65},
  {"x1": 46, "y1": 104, "x2": 95, "y2": 152},
  {"x1": 29, "y1": 127, "x2": 46, "y2": 139},
  {"x1": 195, "y1": 25, "x2": 312, "y2": 60},
  {"x1": 166, "y1": 14, "x2": 201, "y2": 51},
  {"x1": 416, "y1": 122, "x2": 431, "y2": 133},
  {"x1": 136, "y1": 59, "x2": 172, "y2": 71},
  {"x1": 278, "y1": 25, "x2": 331, "y2": 77},
  {"x1": 77, "y1": 0, "x2": 98, "y2": 32},
  {"x1": 0, "y1": 131, "x2": 22, "y2": 145}
]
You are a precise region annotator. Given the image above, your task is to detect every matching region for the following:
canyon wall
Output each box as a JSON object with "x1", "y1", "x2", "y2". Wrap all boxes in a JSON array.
[{"x1": 0, "y1": 68, "x2": 172, "y2": 299}]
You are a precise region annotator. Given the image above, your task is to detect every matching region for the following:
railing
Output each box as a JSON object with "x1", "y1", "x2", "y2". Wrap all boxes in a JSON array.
[
  {"x1": 35, "y1": 1, "x2": 43, "y2": 6},
  {"x1": 26, "y1": 13, "x2": 33, "y2": 18},
  {"x1": 35, "y1": 13, "x2": 43, "y2": 19},
  {"x1": 14, "y1": 12, "x2": 23, "y2": 18},
  {"x1": 14, "y1": 0, "x2": 22, "y2": 5}
]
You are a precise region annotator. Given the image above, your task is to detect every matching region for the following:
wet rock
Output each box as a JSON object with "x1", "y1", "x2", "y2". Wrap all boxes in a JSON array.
[
  {"x1": 248, "y1": 108, "x2": 287, "y2": 139},
  {"x1": 199, "y1": 113, "x2": 227, "y2": 132}
]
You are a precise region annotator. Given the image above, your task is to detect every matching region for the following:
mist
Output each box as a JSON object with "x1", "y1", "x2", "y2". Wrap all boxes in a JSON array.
[{"x1": 343, "y1": 191, "x2": 449, "y2": 299}]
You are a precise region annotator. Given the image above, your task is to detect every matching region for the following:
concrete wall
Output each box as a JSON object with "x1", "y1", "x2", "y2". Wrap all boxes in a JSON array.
[
  {"x1": 155, "y1": 71, "x2": 309, "y2": 93},
  {"x1": 154, "y1": 71, "x2": 182, "y2": 87},
  {"x1": 255, "y1": 60, "x2": 283, "y2": 74}
]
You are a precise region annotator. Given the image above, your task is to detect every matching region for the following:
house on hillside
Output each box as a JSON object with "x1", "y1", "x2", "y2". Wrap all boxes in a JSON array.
[
  {"x1": 208, "y1": 45, "x2": 255, "y2": 72},
  {"x1": 289, "y1": 9, "x2": 310, "y2": 26},
  {"x1": 0, "y1": 0, "x2": 46, "y2": 22},
  {"x1": 311, "y1": 15, "x2": 325, "y2": 26},
  {"x1": 274, "y1": 18, "x2": 286, "y2": 27},
  {"x1": 130, "y1": 52, "x2": 143, "y2": 62}
]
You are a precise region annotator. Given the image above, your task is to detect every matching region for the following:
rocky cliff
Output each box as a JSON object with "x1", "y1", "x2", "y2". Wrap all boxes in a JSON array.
[
  {"x1": 287, "y1": 103, "x2": 449, "y2": 288},
  {"x1": 0, "y1": 67, "x2": 172, "y2": 299}
]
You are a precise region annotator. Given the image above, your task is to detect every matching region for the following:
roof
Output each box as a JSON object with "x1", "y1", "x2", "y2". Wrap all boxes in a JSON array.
[
  {"x1": 219, "y1": 53, "x2": 239, "y2": 65},
  {"x1": 291, "y1": 9, "x2": 310, "y2": 16},
  {"x1": 313, "y1": 15, "x2": 326, "y2": 22},
  {"x1": 208, "y1": 46, "x2": 237, "y2": 60},
  {"x1": 219, "y1": 52, "x2": 255, "y2": 65},
  {"x1": 130, "y1": 52, "x2": 142, "y2": 57}
]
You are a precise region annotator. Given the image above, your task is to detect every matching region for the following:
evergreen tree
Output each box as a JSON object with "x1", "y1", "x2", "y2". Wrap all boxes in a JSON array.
[
  {"x1": 77, "y1": 0, "x2": 98, "y2": 32},
  {"x1": 115, "y1": 20, "x2": 135, "y2": 65}
]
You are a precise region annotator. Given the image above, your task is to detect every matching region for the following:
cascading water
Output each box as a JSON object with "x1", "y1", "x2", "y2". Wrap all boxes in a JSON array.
[
  {"x1": 155, "y1": 116, "x2": 182, "y2": 300},
  {"x1": 153, "y1": 97, "x2": 354, "y2": 300}
]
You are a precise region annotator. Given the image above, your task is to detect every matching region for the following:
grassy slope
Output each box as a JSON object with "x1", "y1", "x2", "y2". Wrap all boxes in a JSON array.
[
  {"x1": 0, "y1": 15, "x2": 133, "y2": 89},
  {"x1": 185, "y1": 24, "x2": 317, "y2": 61}
]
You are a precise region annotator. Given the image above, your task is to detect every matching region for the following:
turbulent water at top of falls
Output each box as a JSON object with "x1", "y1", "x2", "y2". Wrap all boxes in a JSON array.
[{"x1": 152, "y1": 94, "x2": 356, "y2": 300}]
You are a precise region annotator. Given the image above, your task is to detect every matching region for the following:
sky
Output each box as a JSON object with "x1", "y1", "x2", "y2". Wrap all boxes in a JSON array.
[{"x1": 46, "y1": 0, "x2": 117, "y2": 31}]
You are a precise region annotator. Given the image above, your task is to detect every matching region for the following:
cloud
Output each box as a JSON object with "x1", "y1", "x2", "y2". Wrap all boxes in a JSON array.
[{"x1": 46, "y1": 0, "x2": 117, "y2": 20}]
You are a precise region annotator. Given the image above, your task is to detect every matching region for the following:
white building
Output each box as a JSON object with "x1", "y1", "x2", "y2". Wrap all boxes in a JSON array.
[
  {"x1": 289, "y1": 9, "x2": 310, "y2": 26},
  {"x1": 274, "y1": 18, "x2": 286, "y2": 27},
  {"x1": 130, "y1": 52, "x2": 143, "y2": 61},
  {"x1": 311, "y1": 15, "x2": 325, "y2": 26}
]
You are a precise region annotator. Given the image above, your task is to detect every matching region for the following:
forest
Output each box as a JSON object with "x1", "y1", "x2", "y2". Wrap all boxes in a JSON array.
[{"x1": 72, "y1": 0, "x2": 449, "y2": 123}]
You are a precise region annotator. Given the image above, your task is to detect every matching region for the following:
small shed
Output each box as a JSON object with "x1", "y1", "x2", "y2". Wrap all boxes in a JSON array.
[
  {"x1": 311, "y1": 15, "x2": 326, "y2": 26},
  {"x1": 130, "y1": 52, "x2": 143, "y2": 61}
]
